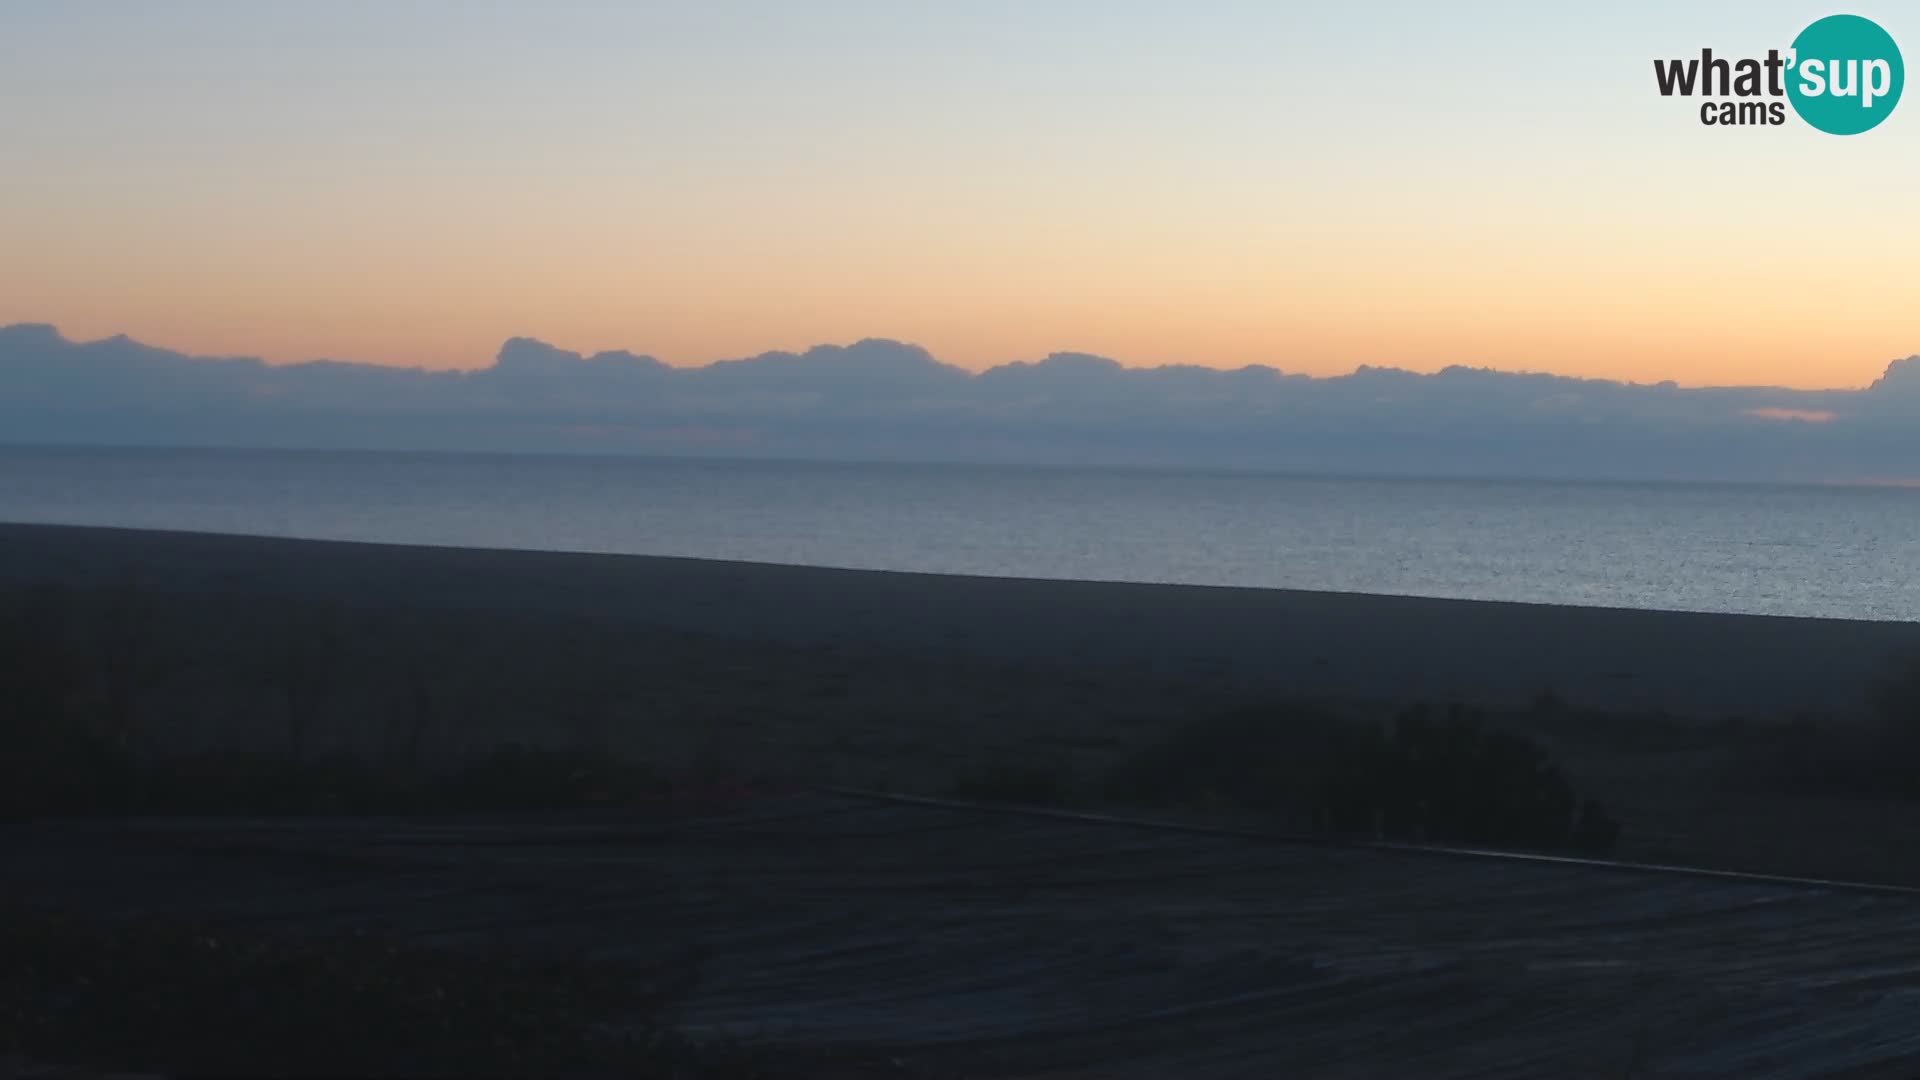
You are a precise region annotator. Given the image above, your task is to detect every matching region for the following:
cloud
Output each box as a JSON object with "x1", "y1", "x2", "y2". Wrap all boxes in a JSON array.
[
  {"x1": 1743, "y1": 408, "x2": 1837, "y2": 423},
  {"x1": 3, "y1": 322, "x2": 1919, "y2": 482}
]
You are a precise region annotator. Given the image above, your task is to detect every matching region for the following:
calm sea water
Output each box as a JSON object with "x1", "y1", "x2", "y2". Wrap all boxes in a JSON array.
[{"x1": 3, "y1": 446, "x2": 1919, "y2": 622}]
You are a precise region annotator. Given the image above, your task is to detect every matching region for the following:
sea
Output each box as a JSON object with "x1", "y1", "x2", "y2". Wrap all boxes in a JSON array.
[{"x1": 2, "y1": 445, "x2": 1918, "y2": 622}]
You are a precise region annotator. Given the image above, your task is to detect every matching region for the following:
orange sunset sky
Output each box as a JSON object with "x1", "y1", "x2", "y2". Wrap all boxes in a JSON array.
[{"x1": 2, "y1": 2, "x2": 1915, "y2": 389}]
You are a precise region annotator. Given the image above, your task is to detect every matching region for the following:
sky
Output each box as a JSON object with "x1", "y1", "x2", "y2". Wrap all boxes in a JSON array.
[{"x1": 3, "y1": 1, "x2": 1916, "y2": 389}]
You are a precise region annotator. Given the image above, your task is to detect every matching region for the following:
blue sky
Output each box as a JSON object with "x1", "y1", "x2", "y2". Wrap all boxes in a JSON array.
[{"x1": 3, "y1": 2, "x2": 1915, "y2": 386}]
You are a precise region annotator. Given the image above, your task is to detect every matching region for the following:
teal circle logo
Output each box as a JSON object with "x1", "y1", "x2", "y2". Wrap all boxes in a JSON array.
[{"x1": 1787, "y1": 14, "x2": 1904, "y2": 134}]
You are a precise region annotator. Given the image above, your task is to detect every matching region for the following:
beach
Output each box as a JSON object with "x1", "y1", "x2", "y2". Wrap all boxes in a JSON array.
[
  {"x1": 7, "y1": 522, "x2": 1920, "y2": 881},
  {"x1": 11, "y1": 792, "x2": 1920, "y2": 1079},
  {"x1": 13, "y1": 522, "x2": 1920, "y2": 1076},
  {"x1": 4, "y1": 522, "x2": 1918, "y2": 715}
]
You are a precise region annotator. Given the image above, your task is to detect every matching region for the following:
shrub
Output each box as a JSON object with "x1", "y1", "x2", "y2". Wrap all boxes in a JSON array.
[
  {"x1": 1100, "y1": 703, "x2": 1619, "y2": 853},
  {"x1": 1101, "y1": 705, "x2": 1360, "y2": 815},
  {"x1": 1379, "y1": 704, "x2": 1614, "y2": 850}
]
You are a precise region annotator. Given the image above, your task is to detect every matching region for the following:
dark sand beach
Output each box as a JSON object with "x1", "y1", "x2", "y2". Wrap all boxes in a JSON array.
[
  {"x1": 10, "y1": 523, "x2": 1920, "y2": 1076},
  {"x1": 8, "y1": 521, "x2": 1920, "y2": 882},
  {"x1": 12, "y1": 792, "x2": 1920, "y2": 1079},
  {"x1": 6, "y1": 521, "x2": 1919, "y2": 718}
]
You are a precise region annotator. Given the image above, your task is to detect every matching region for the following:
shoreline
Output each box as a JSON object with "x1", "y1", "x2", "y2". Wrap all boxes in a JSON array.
[
  {"x1": 8, "y1": 517, "x2": 1916, "y2": 623},
  {"x1": 4, "y1": 521, "x2": 1918, "y2": 718}
]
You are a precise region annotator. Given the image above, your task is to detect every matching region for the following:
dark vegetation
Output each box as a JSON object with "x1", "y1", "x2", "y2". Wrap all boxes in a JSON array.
[
  {"x1": 0, "y1": 583, "x2": 905, "y2": 1078},
  {"x1": 7, "y1": 579, "x2": 1622, "y2": 852},
  {"x1": 20, "y1": 569, "x2": 1920, "y2": 856},
  {"x1": 963, "y1": 703, "x2": 1623, "y2": 853},
  {"x1": 940, "y1": 652, "x2": 1920, "y2": 865},
  {"x1": 0, "y1": 582, "x2": 740, "y2": 821},
  {"x1": 15, "y1": 558, "x2": 1920, "y2": 1080},
  {"x1": 10, "y1": 572, "x2": 1920, "y2": 1070},
  {"x1": 3, "y1": 720, "x2": 685, "y2": 822}
]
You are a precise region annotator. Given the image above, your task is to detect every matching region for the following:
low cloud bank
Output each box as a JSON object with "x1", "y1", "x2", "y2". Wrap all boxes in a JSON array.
[{"x1": 4, "y1": 323, "x2": 1918, "y2": 482}]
